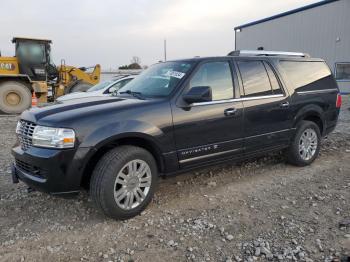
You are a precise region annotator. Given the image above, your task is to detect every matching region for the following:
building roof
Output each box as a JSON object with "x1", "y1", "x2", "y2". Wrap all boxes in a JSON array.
[{"x1": 234, "y1": 0, "x2": 339, "y2": 30}]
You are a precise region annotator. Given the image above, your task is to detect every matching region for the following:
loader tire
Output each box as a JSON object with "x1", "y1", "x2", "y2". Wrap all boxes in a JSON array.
[
  {"x1": 69, "y1": 82, "x2": 93, "y2": 93},
  {"x1": 0, "y1": 81, "x2": 32, "y2": 114}
]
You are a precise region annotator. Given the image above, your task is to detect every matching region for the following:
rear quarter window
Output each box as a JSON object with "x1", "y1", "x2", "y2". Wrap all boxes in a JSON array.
[{"x1": 279, "y1": 61, "x2": 335, "y2": 93}]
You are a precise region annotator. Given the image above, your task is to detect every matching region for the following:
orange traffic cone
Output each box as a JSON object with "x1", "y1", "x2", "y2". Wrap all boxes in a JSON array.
[{"x1": 31, "y1": 92, "x2": 38, "y2": 107}]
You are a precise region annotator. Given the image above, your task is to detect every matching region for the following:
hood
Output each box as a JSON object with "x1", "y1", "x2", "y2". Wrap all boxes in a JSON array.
[
  {"x1": 21, "y1": 96, "x2": 150, "y2": 126},
  {"x1": 56, "y1": 91, "x2": 102, "y2": 101}
]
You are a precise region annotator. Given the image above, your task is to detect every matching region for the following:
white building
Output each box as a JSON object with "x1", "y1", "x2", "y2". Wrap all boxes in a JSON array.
[{"x1": 235, "y1": 0, "x2": 350, "y2": 94}]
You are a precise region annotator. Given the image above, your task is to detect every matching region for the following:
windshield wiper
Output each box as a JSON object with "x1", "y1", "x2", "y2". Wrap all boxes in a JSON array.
[{"x1": 118, "y1": 90, "x2": 145, "y2": 100}]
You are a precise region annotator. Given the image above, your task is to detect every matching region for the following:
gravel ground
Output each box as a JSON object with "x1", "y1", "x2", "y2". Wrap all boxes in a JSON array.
[{"x1": 0, "y1": 97, "x2": 349, "y2": 262}]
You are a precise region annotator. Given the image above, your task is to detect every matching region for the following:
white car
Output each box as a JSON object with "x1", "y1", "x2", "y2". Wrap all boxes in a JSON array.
[{"x1": 56, "y1": 75, "x2": 136, "y2": 102}]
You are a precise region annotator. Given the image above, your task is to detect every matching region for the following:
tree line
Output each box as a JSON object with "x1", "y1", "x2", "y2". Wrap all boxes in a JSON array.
[{"x1": 119, "y1": 56, "x2": 142, "y2": 70}]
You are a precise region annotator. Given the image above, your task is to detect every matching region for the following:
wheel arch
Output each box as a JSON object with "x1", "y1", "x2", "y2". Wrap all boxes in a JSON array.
[
  {"x1": 0, "y1": 75, "x2": 33, "y2": 90},
  {"x1": 293, "y1": 105, "x2": 325, "y2": 135},
  {"x1": 80, "y1": 133, "x2": 165, "y2": 189}
]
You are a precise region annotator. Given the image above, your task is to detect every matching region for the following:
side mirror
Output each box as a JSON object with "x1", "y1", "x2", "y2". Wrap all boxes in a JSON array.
[
  {"x1": 183, "y1": 86, "x2": 212, "y2": 104},
  {"x1": 109, "y1": 87, "x2": 117, "y2": 93}
]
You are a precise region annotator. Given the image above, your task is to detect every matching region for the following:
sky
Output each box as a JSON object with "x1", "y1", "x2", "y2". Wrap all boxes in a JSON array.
[{"x1": 1, "y1": 0, "x2": 319, "y2": 70}]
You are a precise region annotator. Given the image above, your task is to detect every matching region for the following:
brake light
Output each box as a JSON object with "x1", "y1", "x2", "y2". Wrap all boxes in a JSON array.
[{"x1": 336, "y1": 94, "x2": 342, "y2": 108}]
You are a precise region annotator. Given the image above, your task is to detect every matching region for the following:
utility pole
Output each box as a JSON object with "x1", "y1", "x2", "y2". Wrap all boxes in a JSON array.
[{"x1": 164, "y1": 39, "x2": 167, "y2": 61}]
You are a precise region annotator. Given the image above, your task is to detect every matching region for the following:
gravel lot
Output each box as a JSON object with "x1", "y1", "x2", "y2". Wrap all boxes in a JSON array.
[{"x1": 0, "y1": 97, "x2": 349, "y2": 262}]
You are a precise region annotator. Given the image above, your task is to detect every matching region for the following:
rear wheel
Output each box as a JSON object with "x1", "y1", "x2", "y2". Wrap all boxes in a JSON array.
[
  {"x1": 0, "y1": 81, "x2": 32, "y2": 114},
  {"x1": 69, "y1": 82, "x2": 92, "y2": 93},
  {"x1": 286, "y1": 120, "x2": 321, "y2": 166},
  {"x1": 90, "y1": 145, "x2": 158, "y2": 220}
]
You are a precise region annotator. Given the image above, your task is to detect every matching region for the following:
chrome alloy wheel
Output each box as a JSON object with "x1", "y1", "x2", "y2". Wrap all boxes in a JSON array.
[
  {"x1": 113, "y1": 159, "x2": 152, "y2": 210},
  {"x1": 299, "y1": 128, "x2": 318, "y2": 161}
]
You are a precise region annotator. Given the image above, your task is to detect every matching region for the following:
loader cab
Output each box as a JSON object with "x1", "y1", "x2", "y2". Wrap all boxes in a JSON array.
[{"x1": 12, "y1": 37, "x2": 56, "y2": 81}]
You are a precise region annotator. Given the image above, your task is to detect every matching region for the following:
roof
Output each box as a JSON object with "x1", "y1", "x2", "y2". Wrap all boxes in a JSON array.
[
  {"x1": 234, "y1": 0, "x2": 339, "y2": 30},
  {"x1": 12, "y1": 37, "x2": 52, "y2": 44}
]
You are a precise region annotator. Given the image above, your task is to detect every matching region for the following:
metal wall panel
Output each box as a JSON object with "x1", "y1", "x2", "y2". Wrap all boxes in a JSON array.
[{"x1": 235, "y1": 0, "x2": 350, "y2": 93}]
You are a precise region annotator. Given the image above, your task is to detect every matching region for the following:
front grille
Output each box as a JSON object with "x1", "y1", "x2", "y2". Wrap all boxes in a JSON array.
[
  {"x1": 15, "y1": 159, "x2": 47, "y2": 179},
  {"x1": 17, "y1": 120, "x2": 36, "y2": 151}
]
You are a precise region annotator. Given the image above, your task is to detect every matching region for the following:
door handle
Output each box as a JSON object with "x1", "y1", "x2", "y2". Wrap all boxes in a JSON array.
[
  {"x1": 280, "y1": 102, "x2": 290, "y2": 108},
  {"x1": 224, "y1": 108, "x2": 237, "y2": 116}
]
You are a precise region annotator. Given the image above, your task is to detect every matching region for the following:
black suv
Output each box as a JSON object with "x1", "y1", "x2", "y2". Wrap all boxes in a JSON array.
[{"x1": 12, "y1": 50, "x2": 342, "y2": 219}]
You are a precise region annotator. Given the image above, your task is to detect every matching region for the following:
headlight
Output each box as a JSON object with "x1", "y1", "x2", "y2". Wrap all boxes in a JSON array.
[{"x1": 32, "y1": 126, "x2": 75, "y2": 149}]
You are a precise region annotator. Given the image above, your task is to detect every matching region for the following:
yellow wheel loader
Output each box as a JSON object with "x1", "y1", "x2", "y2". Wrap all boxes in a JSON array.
[{"x1": 0, "y1": 37, "x2": 100, "y2": 114}]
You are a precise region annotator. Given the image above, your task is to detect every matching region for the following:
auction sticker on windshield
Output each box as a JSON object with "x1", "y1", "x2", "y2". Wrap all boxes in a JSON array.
[{"x1": 164, "y1": 70, "x2": 185, "y2": 79}]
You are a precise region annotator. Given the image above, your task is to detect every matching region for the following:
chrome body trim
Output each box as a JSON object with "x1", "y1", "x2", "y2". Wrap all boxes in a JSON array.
[
  {"x1": 243, "y1": 128, "x2": 292, "y2": 139},
  {"x1": 191, "y1": 94, "x2": 284, "y2": 106},
  {"x1": 297, "y1": 89, "x2": 338, "y2": 95},
  {"x1": 179, "y1": 148, "x2": 240, "y2": 164}
]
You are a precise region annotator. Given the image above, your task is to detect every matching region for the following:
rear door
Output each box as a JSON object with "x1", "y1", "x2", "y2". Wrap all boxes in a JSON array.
[{"x1": 235, "y1": 59, "x2": 293, "y2": 153}]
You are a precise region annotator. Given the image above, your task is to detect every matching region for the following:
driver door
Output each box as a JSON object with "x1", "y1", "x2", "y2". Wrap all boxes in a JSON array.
[{"x1": 171, "y1": 59, "x2": 244, "y2": 168}]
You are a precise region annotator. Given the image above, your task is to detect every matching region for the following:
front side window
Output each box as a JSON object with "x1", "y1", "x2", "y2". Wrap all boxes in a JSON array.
[
  {"x1": 189, "y1": 61, "x2": 234, "y2": 100},
  {"x1": 106, "y1": 78, "x2": 133, "y2": 93},
  {"x1": 117, "y1": 61, "x2": 194, "y2": 97},
  {"x1": 87, "y1": 80, "x2": 113, "y2": 92},
  {"x1": 335, "y1": 63, "x2": 350, "y2": 80},
  {"x1": 237, "y1": 60, "x2": 274, "y2": 97}
]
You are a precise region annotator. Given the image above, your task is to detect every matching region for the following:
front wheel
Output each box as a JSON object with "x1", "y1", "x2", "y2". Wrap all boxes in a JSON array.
[
  {"x1": 286, "y1": 120, "x2": 321, "y2": 166},
  {"x1": 90, "y1": 145, "x2": 158, "y2": 220}
]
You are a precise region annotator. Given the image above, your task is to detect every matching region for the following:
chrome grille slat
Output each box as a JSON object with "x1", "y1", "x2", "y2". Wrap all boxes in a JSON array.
[{"x1": 17, "y1": 120, "x2": 36, "y2": 151}]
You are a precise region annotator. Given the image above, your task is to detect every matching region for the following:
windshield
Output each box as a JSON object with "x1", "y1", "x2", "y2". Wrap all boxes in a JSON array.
[
  {"x1": 87, "y1": 80, "x2": 113, "y2": 92},
  {"x1": 17, "y1": 42, "x2": 46, "y2": 64},
  {"x1": 117, "y1": 61, "x2": 195, "y2": 98}
]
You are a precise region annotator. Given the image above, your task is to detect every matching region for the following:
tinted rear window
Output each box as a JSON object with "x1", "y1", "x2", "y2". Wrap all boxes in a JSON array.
[
  {"x1": 264, "y1": 62, "x2": 283, "y2": 95},
  {"x1": 237, "y1": 61, "x2": 273, "y2": 97},
  {"x1": 279, "y1": 61, "x2": 333, "y2": 92},
  {"x1": 237, "y1": 60, "x2": 283, "y2": 97}
]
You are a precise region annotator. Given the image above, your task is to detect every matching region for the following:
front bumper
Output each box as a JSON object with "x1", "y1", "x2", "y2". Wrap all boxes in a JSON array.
[{"x1": 11, "y1": 145, "x2": 92, "y2": 195}]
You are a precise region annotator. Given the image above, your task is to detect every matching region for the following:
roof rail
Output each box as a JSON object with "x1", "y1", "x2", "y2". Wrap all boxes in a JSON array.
[{"x1": 228, "y1": 50, "x2": 310, "y2": 58}]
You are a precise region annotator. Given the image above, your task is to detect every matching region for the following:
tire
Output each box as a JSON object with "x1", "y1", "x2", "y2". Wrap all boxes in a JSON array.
[
  {"x1": 90, "y1": 145, "x2": 158, "y2": 220},
  {"x1": 69, "y1": 82, "x2": 92, "y2": 93},
  {"x1": 0, "y1": 81, "x2": 32, "y2": 114},
  {"x1": 286, "y1": 120, "x2": 321, "y2": 166}
]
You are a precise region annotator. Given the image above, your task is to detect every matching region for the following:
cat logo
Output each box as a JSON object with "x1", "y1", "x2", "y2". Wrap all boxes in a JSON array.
[{"x1": 0, "y1": 63, "x2": 16, "y2": 71}]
